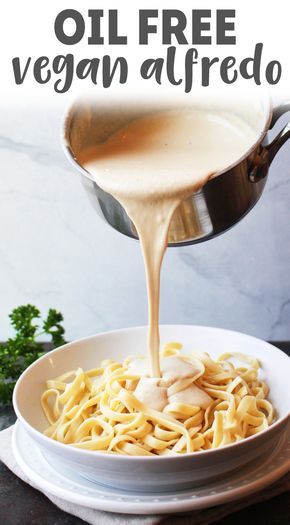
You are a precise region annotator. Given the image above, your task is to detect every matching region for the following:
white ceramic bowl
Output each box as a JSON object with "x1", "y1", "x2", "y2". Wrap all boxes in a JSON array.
[{"x1": 13, "y1": 325, "x2": 290, "y2": 492}]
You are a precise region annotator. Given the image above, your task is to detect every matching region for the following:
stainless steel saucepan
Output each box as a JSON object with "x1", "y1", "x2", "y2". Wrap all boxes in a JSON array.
[{"x1": 63, "y1": 96, "x2": 290, "y2": 246}]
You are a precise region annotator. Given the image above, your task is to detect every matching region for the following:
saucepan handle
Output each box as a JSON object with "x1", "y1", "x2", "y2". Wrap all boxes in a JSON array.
[
  {"x1": 270, "y1": 102, "x2": 290, "y2": 128},
  {"x1": 249, "y1": 102, "x2": 290, "y2": 182},
  {"x1": 266, "y1": 102, "x2": 290, "y2": 164}
]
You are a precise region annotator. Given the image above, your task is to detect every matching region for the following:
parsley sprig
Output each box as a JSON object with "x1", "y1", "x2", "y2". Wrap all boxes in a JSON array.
[{"x1": 0, "y1": 305, "x2": 66, "y2": 405}]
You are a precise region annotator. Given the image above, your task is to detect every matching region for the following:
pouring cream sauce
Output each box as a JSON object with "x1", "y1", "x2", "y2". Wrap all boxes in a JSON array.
[{"x1": 79, "y1": 107, "x2": 257, "y2": 407}]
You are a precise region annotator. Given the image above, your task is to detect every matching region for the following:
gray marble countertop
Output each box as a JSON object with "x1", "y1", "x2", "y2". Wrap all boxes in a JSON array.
[{"x1": 0, "y1": 342, "x2": 289, "y2": 525}]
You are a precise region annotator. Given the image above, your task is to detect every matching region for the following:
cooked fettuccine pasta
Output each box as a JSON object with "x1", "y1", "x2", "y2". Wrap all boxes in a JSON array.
[{"x1": 41, "y1": 343, "x2": 274, "y2": 455}]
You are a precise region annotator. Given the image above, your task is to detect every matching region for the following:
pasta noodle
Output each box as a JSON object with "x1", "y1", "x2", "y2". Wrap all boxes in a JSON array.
[{"x1": 41, "y1": 343, "x2": 274, "y2": 455}]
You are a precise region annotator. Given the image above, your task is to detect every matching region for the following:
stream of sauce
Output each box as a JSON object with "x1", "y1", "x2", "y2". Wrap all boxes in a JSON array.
[{"x1": 79, "y1": 108, "x2": 257, "y2": 388}]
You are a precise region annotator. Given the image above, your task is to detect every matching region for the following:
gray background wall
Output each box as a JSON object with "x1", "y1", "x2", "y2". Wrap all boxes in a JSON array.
[{"x1": 0, "y1": 102, "x2": 289, "y2": 341}]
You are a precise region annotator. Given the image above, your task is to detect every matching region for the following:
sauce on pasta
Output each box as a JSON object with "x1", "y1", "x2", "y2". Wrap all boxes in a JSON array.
[{"x1": 41, "y1": 344, "x2": 274, "y2": 454}]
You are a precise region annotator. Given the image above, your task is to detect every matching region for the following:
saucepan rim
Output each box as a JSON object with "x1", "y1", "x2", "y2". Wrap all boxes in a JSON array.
[{"x1": 61, "y1": 94, "x2": 273, "y2": 183}]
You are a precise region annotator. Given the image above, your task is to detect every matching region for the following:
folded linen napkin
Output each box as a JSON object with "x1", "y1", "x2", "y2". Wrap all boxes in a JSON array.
[{"x1": 0, "y1": 425, "x2": 289, "y2": 525}]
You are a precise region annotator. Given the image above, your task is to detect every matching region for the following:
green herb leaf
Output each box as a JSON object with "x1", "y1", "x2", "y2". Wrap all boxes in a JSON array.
[
  {"x1": 0, "y1": 304, "x2": 66, "y2": 405},
  {"x1": 42, "y1": 309, "x2": 66, "y2": 348},
  {"x1": 9, "y1": 304, "x2": 40, "y2": 339}
]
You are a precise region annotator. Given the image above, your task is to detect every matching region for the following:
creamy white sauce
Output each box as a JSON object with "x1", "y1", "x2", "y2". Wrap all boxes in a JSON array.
[
  {"x1": 134, "y1": 377, "x2": 168, "y2": 412},
  {"x1": 161, "y1": 356, "x2": 201, "y2": 384},
  {"x1": 168, "y1": 383, "x2": 212, "y2": 410},
  {"x1": 80, "y1": 107, "x2": 257, "y2": 388},
  {"x1": 132, "y1": 357, "x2": 212, "y2": 412}
]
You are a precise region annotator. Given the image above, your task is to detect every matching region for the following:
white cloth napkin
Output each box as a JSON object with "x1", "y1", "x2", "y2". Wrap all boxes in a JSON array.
[{"x1": 0, "y1": 425, "x2": 289, "y2": 525}]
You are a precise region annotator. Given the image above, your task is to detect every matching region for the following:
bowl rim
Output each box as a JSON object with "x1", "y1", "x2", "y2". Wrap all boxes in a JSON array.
[{"x1": 13, "y1": 324, "x2": 290, "y2": 462}]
